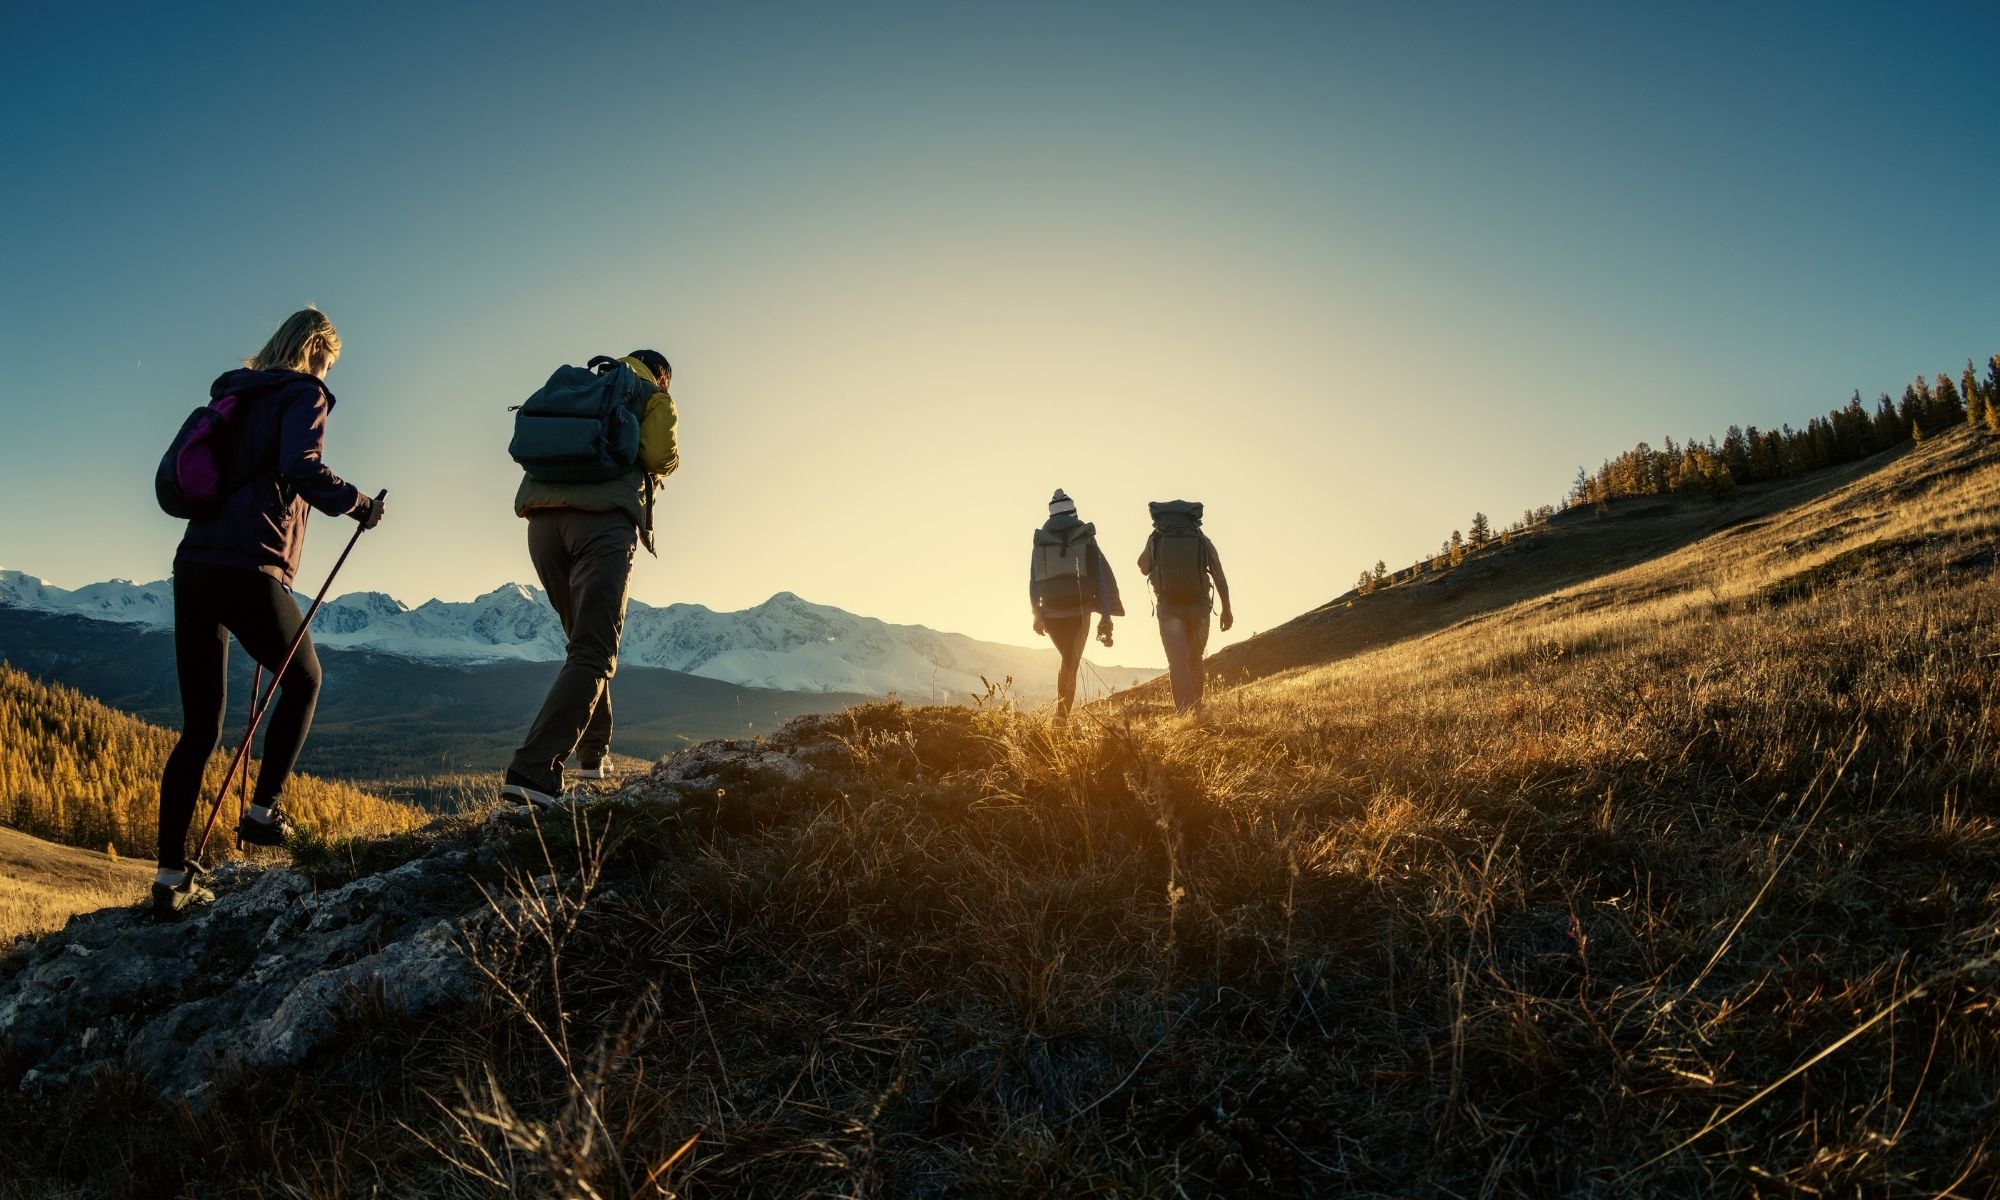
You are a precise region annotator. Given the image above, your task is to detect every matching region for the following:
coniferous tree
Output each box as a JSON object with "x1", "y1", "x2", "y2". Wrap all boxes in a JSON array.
[
  {"x1": 1720, "y1": 426, "x2": 1750, "y2": 479},
  {"x1": 1873, "y1": 393, "x2": 1902, "y2": 447},
  {"x1": 1899, "y1": 383, "x2": 1924, "y2": 431},
  {"x1": 1838, "y1": 393, "x2": 1872, "y2": 457},
  {"x1": 1934, "y1": 375, "x2": 1965, "y2": 425},
  {"x1": 0, "y1": 665, "x2": 418, "y2": 858},
  {"x1": 1449, "y1": 530, "x2": 1465, "y2": 566},
  {"x1": 1963, "y1": 360, "x2": 1984, "y2": 427},
  {"x1": 1468, "y1": 512, "x2": 1491, "y2": 546}
]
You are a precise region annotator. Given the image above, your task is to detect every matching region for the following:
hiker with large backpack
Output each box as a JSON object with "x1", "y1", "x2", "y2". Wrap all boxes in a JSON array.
[
  {"x1": 151, "y1": 308, "x2": 386, "y2": 915},
  {"x1": 1029, "y1": 488, "x2": 1124, "y2": 719},
  {"x1": 501, "y1": 350, "x2": 678, "y2": 808},
  {"x1": 1137, "y1": 500, "x2": 1233, "y2": 713}
]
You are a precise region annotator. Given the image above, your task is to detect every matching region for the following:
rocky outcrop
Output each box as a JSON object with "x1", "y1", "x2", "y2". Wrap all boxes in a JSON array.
[
  {"x1": 0, "y1": 733, "x2": 843, "y2": 1100},
  {"x1": 0, "y1": 844, "x2": 490, "y2": 1099}
]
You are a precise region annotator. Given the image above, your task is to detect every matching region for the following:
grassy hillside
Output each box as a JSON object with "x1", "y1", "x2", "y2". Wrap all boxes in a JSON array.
[
  {"x1": 0, "y1": 610, "x2": 872, "y2": 778},
  {"x1": 0, "y1": 664, "x2": 426, "y2": 861},
  {"x1": 1204, "y1": 441, "x2": 1915, "y2": 687},
  {"x1": 5, "y1": 426, "x2": 1996, "y2": 1198},
  {"x1": 0, "y1": 823, "x2": 151, "y2": 945}
]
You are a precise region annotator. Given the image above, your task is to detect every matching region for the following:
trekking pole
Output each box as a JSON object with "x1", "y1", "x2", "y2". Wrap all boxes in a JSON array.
[
  {"x1": 191, "y1": 489, "x2": 387, "y2": 863},
  {"x1": 239, "y1": 665, "x2": 260, "y2": 824}
]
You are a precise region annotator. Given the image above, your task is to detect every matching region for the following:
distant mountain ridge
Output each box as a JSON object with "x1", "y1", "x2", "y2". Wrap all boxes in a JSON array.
[{"x1": 0, "y1": 570, "x2": 1159, "y2": 702}]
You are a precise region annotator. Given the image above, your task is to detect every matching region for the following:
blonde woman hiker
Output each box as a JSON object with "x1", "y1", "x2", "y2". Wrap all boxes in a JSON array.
[
  {"x1": 152, "y1": 308, "x2": 386, "y2": 916},
  {"x1": 1030, "y1": 488, "x2": 1124, "y2": 719},
  {"x1": 501, "y1": 350, "x2": 678, "y2": 808},
  {"x1": 1137, "y1": 500, "x2": 1232, "y2": 713}
]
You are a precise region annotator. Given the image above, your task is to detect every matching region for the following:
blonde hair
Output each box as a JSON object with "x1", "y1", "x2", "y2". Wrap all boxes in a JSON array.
[{"x1": 246, "y1": 308, "x2": 341, "y2": 374}]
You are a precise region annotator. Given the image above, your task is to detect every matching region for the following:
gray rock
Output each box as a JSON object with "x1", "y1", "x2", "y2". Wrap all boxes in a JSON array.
[
  {"x1": 0, "y1": 836, "x2": 492, "y2": 1099},
  {"x1": 1, "y1": 728, "x2": 838, "y2": 1101}
]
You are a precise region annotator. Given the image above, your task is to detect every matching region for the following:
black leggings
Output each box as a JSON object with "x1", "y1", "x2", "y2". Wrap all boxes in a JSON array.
[
  {"x1": 1043, "y1": 613, "x2": 1091, "y2": 717},
  {"x1": 157, "y1": 564, "x2": 323, "y2": 868}
]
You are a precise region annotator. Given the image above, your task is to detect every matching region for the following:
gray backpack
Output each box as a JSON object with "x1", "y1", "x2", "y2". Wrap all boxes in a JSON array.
[
  {"x1": 1032, "y1": 524, "x2": 1096, "y2": 613},
  {"x1": 1147, "y1": 500, "x2": 1209, "y2": 606}
]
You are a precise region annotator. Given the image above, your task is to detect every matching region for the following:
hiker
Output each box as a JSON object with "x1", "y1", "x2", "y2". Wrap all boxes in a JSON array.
[
  {"x1": 501, "y1": 350, "x2": 678, "y2": 808},
  {"x1": 1137, "y1": 500, "x2": 1232, "y2": 713},
  {"x1": 1030, "y1": 488, "x2": 1124, "y2": 718},
  {"x1": 154, "y1": 308, "x2": 386, "y2": 915}
]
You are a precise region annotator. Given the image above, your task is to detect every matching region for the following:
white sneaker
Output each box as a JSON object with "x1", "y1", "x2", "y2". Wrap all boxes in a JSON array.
[{"x1": 569, "y1": 758, "x2": 615, "y2": 781}]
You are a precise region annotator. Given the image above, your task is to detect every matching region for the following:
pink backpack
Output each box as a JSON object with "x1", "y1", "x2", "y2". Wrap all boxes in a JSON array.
[{"x1": 155, "y1": 394, "x2": 245, "y2": 519}]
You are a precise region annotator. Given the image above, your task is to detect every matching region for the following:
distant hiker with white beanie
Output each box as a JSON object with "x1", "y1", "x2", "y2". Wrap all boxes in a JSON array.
[
  {"x1": 1029, "y1": 488, "x2": 1124, "y2": 719},
  {"x1": 1138, "y1": 500, "x2": 1232, "y2": 713},
  {"x1": 502, "y1": 349, "x2": 678, "y2": 808}
]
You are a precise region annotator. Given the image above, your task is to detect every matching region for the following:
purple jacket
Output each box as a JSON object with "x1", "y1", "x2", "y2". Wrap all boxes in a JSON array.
[{"x1": 174, "y1": 369, "x2": 363, "y2": 586}]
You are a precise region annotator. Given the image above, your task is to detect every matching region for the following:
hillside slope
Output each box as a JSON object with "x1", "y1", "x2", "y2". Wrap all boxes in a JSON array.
[
  {"x1": 1205, "y1": 441, "x2": 1913, "y2": 685},
  {"x1": 3, "y1": 427, "x2": 1995, "y2": 1198},
  {"x1": 0, "y1": 823, "x2": 150, "y2": 944},
  {"x1": 0, "y1": 664, "x2": 425, "y2": 860}
]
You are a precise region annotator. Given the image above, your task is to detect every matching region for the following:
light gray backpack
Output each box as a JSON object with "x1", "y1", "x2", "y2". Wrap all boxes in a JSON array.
[{"x1": 1031, "y1": 523, "x2": 1096, "y2": 613}]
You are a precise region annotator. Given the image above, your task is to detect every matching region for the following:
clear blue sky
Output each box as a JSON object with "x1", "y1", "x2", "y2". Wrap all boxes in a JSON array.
[{"x1": 2, "y1": 1, "x2": 1995, "y2": 660}]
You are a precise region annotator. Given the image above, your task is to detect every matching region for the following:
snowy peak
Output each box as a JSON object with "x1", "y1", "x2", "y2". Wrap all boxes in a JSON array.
[
  {"x1": 0, "y1": 570, "x2": 172, "y2": 626},
  {"x1": 0, "y1": 567, "x2": 1163, "y2": 702}
]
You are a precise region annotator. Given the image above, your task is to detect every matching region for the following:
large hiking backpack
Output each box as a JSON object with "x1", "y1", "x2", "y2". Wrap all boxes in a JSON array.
[
  {"x1": 1031, "y1": 524, "x2": 1097, "y2": 613},
  {"x1": 508, "y1": 358, "x2": 648, "y2": 483},
  {"x1": 156, "y1": 393, "x2": 249, "y2": 519},
  {"x1": 1147, "y1": 500, "x2": 1209, "y2": 606}
]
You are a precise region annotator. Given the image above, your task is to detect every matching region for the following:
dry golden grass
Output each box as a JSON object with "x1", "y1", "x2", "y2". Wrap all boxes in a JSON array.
[
  {"x1": 5, "y1": 426, "x2": 1997, "y2": 1198},
  {"x1": 0, "y1": 824, "x2": 152, "y2": 946}
]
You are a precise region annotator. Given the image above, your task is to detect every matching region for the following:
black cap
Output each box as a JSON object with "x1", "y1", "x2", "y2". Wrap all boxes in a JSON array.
[{"x1": 628, "y1": 349, "x2": 670, "y2": 379}]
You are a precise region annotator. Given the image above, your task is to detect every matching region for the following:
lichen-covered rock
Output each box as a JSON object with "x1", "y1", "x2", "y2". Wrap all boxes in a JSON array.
[
  {"x1": 610, "y1": 736, "x2": 831, "y2": 804},
  {"x1": 0, "y1": 729, "x2": 836, "y2": 1101},
  {"x1": 0, "y1": 840, "x2": 491, "y2": 1099}
]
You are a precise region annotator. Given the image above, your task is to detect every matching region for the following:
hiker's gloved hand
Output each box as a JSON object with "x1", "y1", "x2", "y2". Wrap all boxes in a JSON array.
[
  {"x1": 1097, "y1": 617, "x2": 1114, "y2": 647},
  {"x1": 1219, "y1": 609, "x2": 1234, "y2": 632},
  {"x1": 353, "y1": 494, "x2": 386, "y2": 530},
  {"x1": 1033, "y1": 618, "x2": 1047, "y2": 637}
]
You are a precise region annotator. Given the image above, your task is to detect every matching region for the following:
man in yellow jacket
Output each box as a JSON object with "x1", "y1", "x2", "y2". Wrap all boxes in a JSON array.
[{"x1": 503, "y1": 350, "x2": 678, "y2": 808}]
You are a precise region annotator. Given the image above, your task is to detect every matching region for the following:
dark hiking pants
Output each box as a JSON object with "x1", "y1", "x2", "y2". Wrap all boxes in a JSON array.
[
  {"x1": 509, "y1": 509, "x2": 637, "y2": 790},
  {"x1": 1156, "y1": 602, "x2": 1212, "y2": 713},
  {"x1": 157, "y1": 564, "x2": 323, "y2": 869},
  {"x1": 1043, "y1": 613, "x2": 1091, "y2": 717}
]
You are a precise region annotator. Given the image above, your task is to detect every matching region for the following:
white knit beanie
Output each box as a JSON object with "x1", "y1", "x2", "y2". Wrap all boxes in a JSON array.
[{"x1": 1048, "y1": 489, "x2": 1077, "y2": 518}]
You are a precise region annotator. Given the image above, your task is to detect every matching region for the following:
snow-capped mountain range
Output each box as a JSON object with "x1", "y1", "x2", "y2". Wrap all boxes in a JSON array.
[{"x1": 0, "y1": 569, "x2": 1160, "y2": 702}]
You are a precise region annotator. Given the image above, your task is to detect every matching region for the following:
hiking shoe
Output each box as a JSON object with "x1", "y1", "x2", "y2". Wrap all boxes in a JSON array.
[
  {"x1": 151, "y1": 863, "x2": 214, "y2": 919},
  {"x1": 501, "y1": 769, "x2": 564, "y2": 811},
  {"x1": 570, "y1": 758, "x2": 615, "y2": 781},
  {"x1": 235, "y1": 809, "x2": 294, "y2": 848}
]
